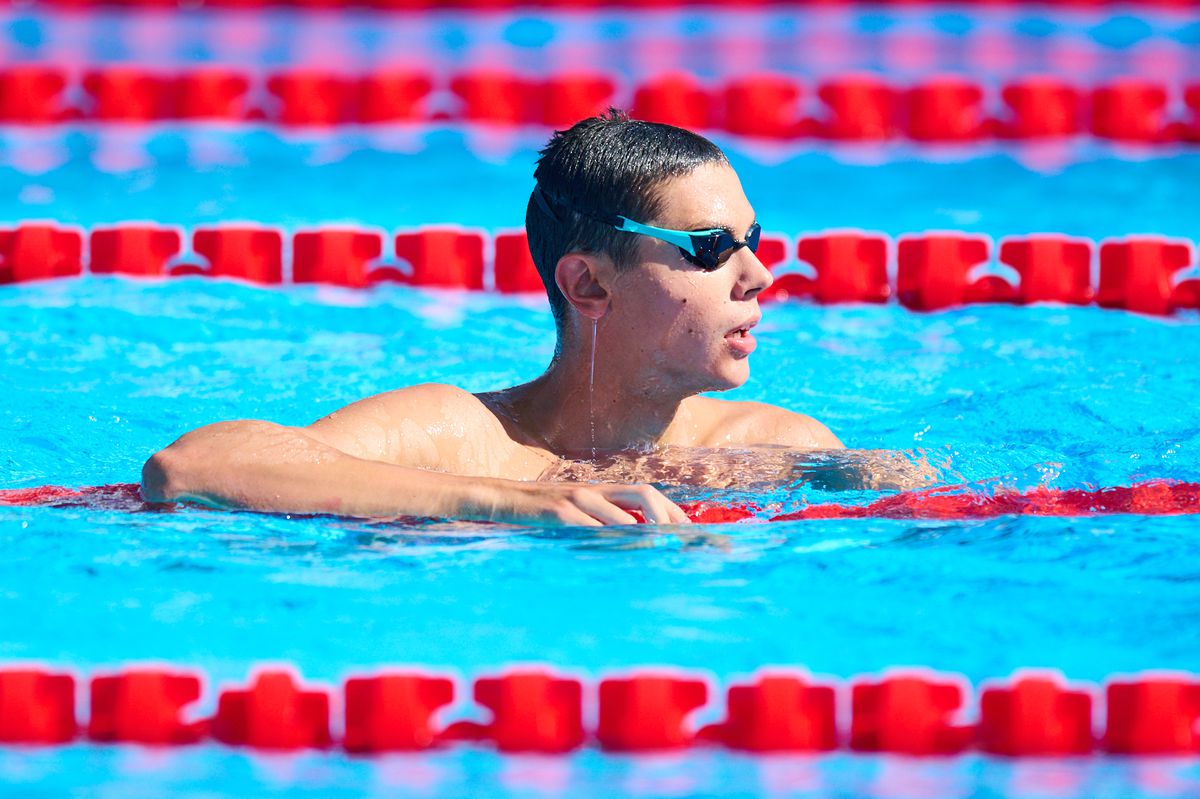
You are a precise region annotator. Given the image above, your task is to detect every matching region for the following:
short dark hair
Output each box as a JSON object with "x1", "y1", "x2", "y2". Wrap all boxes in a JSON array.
[{"x1": 526, "y1": 109, "x2": 729, "y2": 335}]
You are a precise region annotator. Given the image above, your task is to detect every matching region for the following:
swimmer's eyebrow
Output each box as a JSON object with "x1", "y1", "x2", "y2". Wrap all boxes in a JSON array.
[{"x1": 686, "y1": 218, "x2": 758, "y2": 235}]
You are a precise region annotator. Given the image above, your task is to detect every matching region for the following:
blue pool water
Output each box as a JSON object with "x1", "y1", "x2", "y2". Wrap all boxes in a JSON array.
[
  {"x1": 4, "y1": 267, "x2": 1200, "y2": 796},
  {"x1": 5, "y1": 6, "x2": 1200, "y2": 797}
]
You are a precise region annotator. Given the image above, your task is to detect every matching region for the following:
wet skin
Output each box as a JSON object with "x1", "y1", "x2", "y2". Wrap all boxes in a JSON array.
[{"x1": 143, "y1": 163, "x2": 847, "y2": 526}]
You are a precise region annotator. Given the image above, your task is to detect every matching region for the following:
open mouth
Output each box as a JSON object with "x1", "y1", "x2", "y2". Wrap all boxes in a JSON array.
[
  {"x1": 725, "y1": 317, "x2": 760, "y2": 340},
  {"x1": 723, "y1": 318, "x2": 759, "y2": 356}
]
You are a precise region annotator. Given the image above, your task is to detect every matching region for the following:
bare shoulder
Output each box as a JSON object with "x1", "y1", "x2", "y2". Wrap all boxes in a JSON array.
[
  {"x1": 680, "y1": 396, "x2": 844, "y2": 449},
  {"x1": 304, "y1": 383, "x2": 527, "y2": 473}
]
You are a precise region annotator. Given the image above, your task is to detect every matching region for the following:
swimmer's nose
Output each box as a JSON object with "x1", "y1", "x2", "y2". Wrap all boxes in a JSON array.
[{"x1": 735, "y1": 246, "x2": 774, "y2": 300}]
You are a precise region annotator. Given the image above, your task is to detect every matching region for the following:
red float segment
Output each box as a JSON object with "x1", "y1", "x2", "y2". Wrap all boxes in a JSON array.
[
  {"x1": 679, "y1": 502, "x2": 758, "y2": 523},
  {"x1": 850, "y1": 674, "x2": 974, "y2": 755},
  {"x1": 903, "y1": 77, "x2": 987, "y2": 142},
  {"x1": 1096, "y1": 237, "x2": 1193, "y2": 315},
  {"x1": 212, "y1": 670, "x2": 332, "y2": 750},
  {"x1": 343, "y1": 673, "x2": 455, "y2": 752},
  {"x1": 1104, "y1": 678, "x2": 1200, "y2": 754},
  {"x1": 754, "y1": 234, "x2": 788, "y2": 272},
  {"x1": 266, "y1": 72, "x2": 354, "y2": 126},
  {"x1": 383, "y1": 229, "x2": 485, "y2": 289},
  {"x1": 494, "y1": 231, "x2": 542, "y2": 293},
  {"x1": 699, "y1": 673, "x2": 837, "y2": 752},
  {"x1": 451, "y1": 71, "x2": 529, "y2": 125},
  {"x1": 815, "y1": 75, "x2": 898, "y2": 141},
  {"x1": 597, "y1": 674, "x2": 708, "y2": 751},
  {"x1": 632, "y1": 74, "x2": 713, "y2": 130},
  {"x1": 172, "y1": 227, "x2": 284, "y2": 284},
  {"x1": 720, "y1": 74, "x2": 806, "y2": 139},
  {"x1": 357, "y1": 71, "x2": 433, "y2": 123},
  {"x1": 90, "y1": 225, "x2": 182, "y2": 277},
  {"x1": 1090, "y1": 81, "x2": 1171, "y2": 143},
  {"x1": 0, "y1": 224, "x2": 84, "y2": 284},
  {"x1": 773, "y1": 480, "x2": 1200, "y2": 522},
  {"x1": 82, "y1": 68, "x2": 172, "y2": 122},
  {"x1": 0, "y1": 670, "x2": 76, "y2": 745},
  {"x1": 0, "y1": 66, "x2": 68, "y2": 124},
  {"x1": 999, "y1": 78, "x2": 1083, "y2": 139},
  {"x1": 293, "y1": 229, "x2": 383, "y2": 288},
  {"x1": 998, "y1": 235, "x2": 1093, "y2": 305},
  {"x1": 88, "y1": 669, "x2": 206, "y2": 745},
  {"x1": 1173, "y1": 276, "x2": 1200, "y2": 310},
  {"x1": 1185, "y1": 84, "x2": 1200, "y2": 143},
  {"x1": 978, "y1": 674, "x2": 1093, "y2": 756},
  {"x1": 536, "y1": 73, "x2": 616, "y2": 128},
  {"x1": 784, "y1": 232, "x2": 890, "y2": 304},
  {"x1": 174, "y1": 69, "x2": 251, "y2": 120},
  {"x1": 754, "y1": 234, "x2": 803, "y2": 302},
  {"x1": 896, "y1": 234, "x2": 995, "y2": 311},
  {"x1": 444, "y1": 671, "x2": 585, "y2": 753}
]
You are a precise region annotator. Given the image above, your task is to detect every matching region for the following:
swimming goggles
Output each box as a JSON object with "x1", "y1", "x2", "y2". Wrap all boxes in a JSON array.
[{"x1": 534, "y1": 186, "x2": 761, "y2": 272}]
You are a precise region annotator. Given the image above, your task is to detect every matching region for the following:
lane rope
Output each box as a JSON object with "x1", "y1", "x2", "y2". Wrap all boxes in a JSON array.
[
  {"x1": 2, "y1": 224, "x2": 1199, "y2": 315},
  {"x1": 4, "y1": 480, "x2": 1199, "y2": 520},
  {"x1": 2, "y1": 67, "x2": 1198, "y2": 144},
  {"x1": 1, "y1": 664, "x2": 1198, "y2": 755}
]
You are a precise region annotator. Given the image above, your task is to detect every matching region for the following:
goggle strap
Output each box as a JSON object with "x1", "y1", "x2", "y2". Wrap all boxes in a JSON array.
[
  {"x1": 533, "y1": 185, "x2": 623, "y2": 229},
  {"x1": 531, "y1": 185, "x2": 561, "y2": 223}
]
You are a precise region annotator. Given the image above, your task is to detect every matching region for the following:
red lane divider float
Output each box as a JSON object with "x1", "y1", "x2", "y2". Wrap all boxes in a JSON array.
[
  {"x1": 3, "y1": 480, "x2": 1199, "y2": 520},
  {"x1": 5, "y1": 223, "x2": 1198, "y2": 317},
  {"x1": 2, "y1": 665, "x2": 1199, "y2": 756},
  {"x1": 3, "y1": 66, "x2": 1200, "y2": 144}
]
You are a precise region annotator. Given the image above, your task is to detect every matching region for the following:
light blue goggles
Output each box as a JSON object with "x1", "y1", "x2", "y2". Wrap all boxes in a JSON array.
[{"x1": 534, "y1": 186, "x2": 761, "y2": 271}]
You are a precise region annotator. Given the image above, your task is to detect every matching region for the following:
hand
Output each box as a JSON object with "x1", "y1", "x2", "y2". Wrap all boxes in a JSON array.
[{"x1": 489, "y1": 480, "x2": 692, "y2": 527}]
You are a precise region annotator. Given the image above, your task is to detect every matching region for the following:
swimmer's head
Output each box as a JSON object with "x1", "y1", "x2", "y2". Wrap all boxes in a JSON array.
[
  {"x1": 528, "y1": 110, "x2": 772, "y2": 392},
  {"x1": 528, "y1": 110, "x2": 728, "y2": 333}
]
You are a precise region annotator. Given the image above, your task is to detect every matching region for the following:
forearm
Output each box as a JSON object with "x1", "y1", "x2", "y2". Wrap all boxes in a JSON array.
[{"x1": 142, "y1": 420, "x2": 497, "y2": 519}]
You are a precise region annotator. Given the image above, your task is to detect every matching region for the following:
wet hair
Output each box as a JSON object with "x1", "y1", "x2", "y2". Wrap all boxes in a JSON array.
[{"x1": 526, "y1": 109, "x2": 729, "y2": 336}]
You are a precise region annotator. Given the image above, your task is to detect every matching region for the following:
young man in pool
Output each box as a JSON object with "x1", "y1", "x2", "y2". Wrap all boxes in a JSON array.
[{"x1": 143, "y1": 110, "x2": 844, "y2": 525}]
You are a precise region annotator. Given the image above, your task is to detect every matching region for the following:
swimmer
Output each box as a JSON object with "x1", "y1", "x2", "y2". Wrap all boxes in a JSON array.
[{"x1": 143, "y1": 110, "x2": 908, "y2": 526}]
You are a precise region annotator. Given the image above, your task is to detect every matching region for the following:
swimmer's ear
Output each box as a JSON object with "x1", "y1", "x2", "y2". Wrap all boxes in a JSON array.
[{"x1": 555, "y1": 253, "x2": 612, "y2": 320}]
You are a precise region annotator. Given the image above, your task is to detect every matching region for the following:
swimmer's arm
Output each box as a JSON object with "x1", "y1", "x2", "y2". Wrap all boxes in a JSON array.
[
  {"x1": 142, "y1": 420, "x2": 494, "y2": 518},
  {"x1": 141, "y1": 420, "x2": 687, "y2": 525},
  {"x1": 719, "y1": 401, "x2": 936, "y2": 491}
]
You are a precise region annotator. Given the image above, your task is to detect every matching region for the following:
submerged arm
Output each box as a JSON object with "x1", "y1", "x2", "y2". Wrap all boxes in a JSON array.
[{"x1": 717, "y1": 400, "x2": 938, "y2": 491}]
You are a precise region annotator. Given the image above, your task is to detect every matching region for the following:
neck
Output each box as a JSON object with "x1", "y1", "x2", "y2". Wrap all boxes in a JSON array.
[{"x1": 501, "y1": 324, "x2": 692, "y2": 458}]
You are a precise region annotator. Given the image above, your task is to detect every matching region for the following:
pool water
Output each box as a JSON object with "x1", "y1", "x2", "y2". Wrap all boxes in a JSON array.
[
  {"x1": 4, "y1": 272, "x2": 1200, "y2": 795},
  {"x1": 5, "y1": 5, "x2": 1200, "y2": 797}
]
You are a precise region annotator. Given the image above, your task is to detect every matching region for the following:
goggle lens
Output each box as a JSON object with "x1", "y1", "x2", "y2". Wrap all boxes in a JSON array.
[{"x1": 686, "y1": 222, "x2": 762, "y2": 271}]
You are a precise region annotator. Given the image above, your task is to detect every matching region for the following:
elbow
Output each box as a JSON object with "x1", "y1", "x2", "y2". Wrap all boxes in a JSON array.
[
  {"x1": 142, "y1": 446, "x2": 183, "y2": 503},
  {"x1": 140, "y1": 420, "x2": 258, "y2": 503}
]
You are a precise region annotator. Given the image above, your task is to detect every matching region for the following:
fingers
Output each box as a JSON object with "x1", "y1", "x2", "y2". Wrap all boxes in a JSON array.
[
  {"x1": 570, "y1": 488, "x2": 638, "y2": 526},
  {"x1": 599, "y1": 484, "x2": 691, "y2": 525},
  {"x1": 666, "y1": 501, "x2": 692, "y2": 525},
  {"x1": 550, "y1": 501, "x2": 604, "y2": 527}
]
